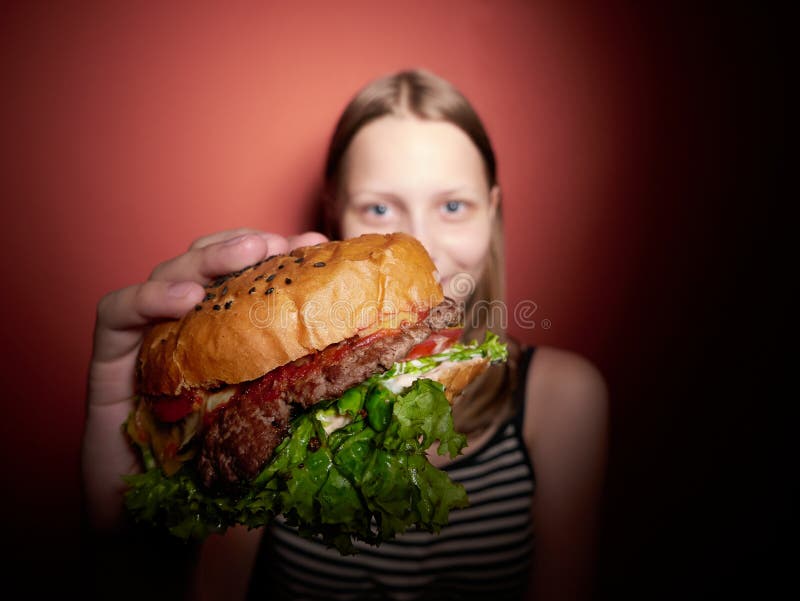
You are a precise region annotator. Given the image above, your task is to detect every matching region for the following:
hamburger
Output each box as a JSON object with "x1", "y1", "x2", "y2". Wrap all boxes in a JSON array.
[{"x1": 123, "y1": 232, "x2": 507, "y2": 553}]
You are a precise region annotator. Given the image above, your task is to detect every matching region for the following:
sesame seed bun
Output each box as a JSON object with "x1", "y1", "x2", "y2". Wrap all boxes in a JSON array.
[{"x1": 137, "y1": 233, "x2": 444, "y2": 396}]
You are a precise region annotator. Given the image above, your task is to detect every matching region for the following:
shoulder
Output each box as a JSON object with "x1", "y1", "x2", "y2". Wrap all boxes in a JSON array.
[
  {"x1": 521, "y1": 346, "x2": 608, "y2": 457},
  {"x1": 524, "y1": 346, "x2": 608, "y2": 404}
]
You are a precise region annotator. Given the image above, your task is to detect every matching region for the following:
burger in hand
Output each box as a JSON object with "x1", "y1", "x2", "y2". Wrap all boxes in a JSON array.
[{"x1": 124, "y1": 232, "x2": 508, "y2": 553}]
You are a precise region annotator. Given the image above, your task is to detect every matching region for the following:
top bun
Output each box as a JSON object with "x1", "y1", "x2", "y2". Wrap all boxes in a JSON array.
[{"x1": 137, "y1": 233, "x2": 443, "y2": 396}]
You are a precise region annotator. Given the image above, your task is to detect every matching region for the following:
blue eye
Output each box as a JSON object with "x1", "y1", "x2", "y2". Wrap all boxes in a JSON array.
[
  {"x1": 443, "y1": 201, "x2": 463, "y2": 213},
  {"x1": 369, "y1": 204, "x2": 388, "y2": 215}
]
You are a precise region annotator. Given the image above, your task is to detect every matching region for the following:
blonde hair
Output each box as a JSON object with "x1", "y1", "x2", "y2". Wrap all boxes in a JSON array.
[{"x1": 322, "y1": 69, "x2": 523, "y2": 435}]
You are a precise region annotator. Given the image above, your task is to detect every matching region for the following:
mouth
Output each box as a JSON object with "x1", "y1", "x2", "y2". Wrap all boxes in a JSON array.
[{"x1": 440, "y1": 272, "x2": 479, "y2": 300}]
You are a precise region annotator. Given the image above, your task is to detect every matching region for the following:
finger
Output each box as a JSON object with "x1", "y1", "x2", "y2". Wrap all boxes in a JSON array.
[
  {"x1": 149, "y1": 234, "x2": 289, "y2": 284},
  {"x1": 287, "y1": 231, "x2": 329, "y2": 251},
  {"x1": 93, "y1": 280, "x2": 206, "y2": 363},
  {"x1": 189, "y1": 227, "x2": 268, "y2": 251}
]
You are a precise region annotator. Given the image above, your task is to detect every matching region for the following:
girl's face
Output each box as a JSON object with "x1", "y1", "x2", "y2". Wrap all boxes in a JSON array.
[{"x1": 339, "y1": 116, "x2": 498, "y2": 303}]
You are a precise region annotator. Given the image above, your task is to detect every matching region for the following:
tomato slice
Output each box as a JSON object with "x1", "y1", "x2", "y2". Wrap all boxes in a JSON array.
[
  {"x1": 438, "y1": 327, "x2": 463, "y2": 342},
  {"x1": 151, "y1": 391, "x2": 200, "y2": 423},
  {"x1": 405, "y1": 327, "x2": 463, "y2": 360},
  {"x1": 405, "y1": 339, "x2": 438, "y2": 360}
]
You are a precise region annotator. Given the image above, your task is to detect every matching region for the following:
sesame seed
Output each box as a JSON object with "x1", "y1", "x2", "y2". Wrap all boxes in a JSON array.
[
  {"x1": 313, "y1": 261, "x2": 326, "y2": 267},
  {"x1": 278, "y1": 264, "x2": 285, "y2": 269},
  {"x1": 213, "y1": 304, "x2": 221, "y2": 311},
  {"x1": 285, "y1": 278, "x2": 292, "y2": 285},
  {"x1": 204, "y1": 292, "x2": 215, "y2": 301},
  {"x1": 266, "y1": 274, "x2": 276, "y2": 282},
  {"x1": 221, "y1": 286, "x2": 228, "y2": 296},
  {"x1": 294, "y1": 257, "x2": 304, "y2": 263},
  {"x1": 254, "y1": 274, "x2": 264, "y2": 281},
  {"x1": 265, "y1": 287, "x2": 274, "y2": 295},
  {"x1": 248, "y1": 287, "x2": 256, "y2": 294},
  {"x1": 224, "y1": 300, "x2": 233, "y2": 310}
]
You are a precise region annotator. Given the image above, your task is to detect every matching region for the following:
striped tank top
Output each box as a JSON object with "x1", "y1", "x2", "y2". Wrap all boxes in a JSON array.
[{"x1": 248, "y1": 346, "x2": 536, "y2": 601}]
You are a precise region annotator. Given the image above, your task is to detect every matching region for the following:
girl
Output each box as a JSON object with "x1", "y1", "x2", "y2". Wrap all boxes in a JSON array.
[{"x1": 83, "y1": 69, "x2": 607, "y2": 601}]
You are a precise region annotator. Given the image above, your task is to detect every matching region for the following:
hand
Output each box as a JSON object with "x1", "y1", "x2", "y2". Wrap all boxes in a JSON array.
[{"x1": 81, "y1": 229, "x2": 328, "y2": 532}]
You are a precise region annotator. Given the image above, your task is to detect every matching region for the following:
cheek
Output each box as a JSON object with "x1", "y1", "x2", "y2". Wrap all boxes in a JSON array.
[
  {"x1": 339, "y1": 211, "x2": 392, "y2": 240},
  {"x1": 439, "y1": 220, "x2": 492, "y2": 272},
  {"x1": 438, "y1": 223, "x2": 492, "y2": 303}
]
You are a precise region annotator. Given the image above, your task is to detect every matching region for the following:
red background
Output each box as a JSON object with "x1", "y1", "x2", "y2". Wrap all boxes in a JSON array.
[{"x1": 0, "y1": 2, "x2": 779, "y2": 597}]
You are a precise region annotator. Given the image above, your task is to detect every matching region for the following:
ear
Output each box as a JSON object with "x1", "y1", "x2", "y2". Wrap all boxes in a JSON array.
[{"x1": 489, "y1": 185, "x2": 501, "y2": 219}]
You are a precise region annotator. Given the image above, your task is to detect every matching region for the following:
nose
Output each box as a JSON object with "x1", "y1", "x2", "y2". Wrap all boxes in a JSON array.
[{"x1": 406, "y1": 219, "x2": 438, "y2": 267}]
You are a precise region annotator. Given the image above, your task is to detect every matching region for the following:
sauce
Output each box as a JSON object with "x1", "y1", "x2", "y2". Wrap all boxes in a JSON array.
[
  {"x1": 149, "y1": 313, "x2": 443, "y2": 426},
  {"x1": 201, "y1": 327, "x2": 400, "y2": 426},
  {"x1": 150, "y1": 391, "x2": 201, "y2": 422}
]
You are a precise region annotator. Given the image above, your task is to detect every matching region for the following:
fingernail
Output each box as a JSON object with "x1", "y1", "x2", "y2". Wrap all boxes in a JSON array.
[
  {"x1": 223, "y1": 234, "x2": 250, "y2": 246},
  {"x1": 167, "y1": 282, "x2": 196, "y2": 298}
]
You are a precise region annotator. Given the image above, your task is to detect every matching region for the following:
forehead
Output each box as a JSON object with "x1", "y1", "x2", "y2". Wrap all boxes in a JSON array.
[{"x1": 342, "y1": 116, "x2": 489, "y2": 194}]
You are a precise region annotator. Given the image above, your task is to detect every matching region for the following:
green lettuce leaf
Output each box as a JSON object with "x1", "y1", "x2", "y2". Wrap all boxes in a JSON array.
[
  {"x1": 124, "y1": 332, "x2": 506, "y2": 553},
  {"x1": 376, "y1": 331, "x2": 508, "y2": 381}
]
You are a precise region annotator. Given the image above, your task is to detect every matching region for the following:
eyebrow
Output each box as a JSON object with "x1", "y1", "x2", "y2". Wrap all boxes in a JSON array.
[
  {"x1": 348, "y1": 186, "x2": 475, "y2": 200},
  {"x1": 347, "y1": 190, "x2": 401, "y2": 201},
  {"x1": 433, "y1": 187, "x2": 471, "y2": 198}
]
